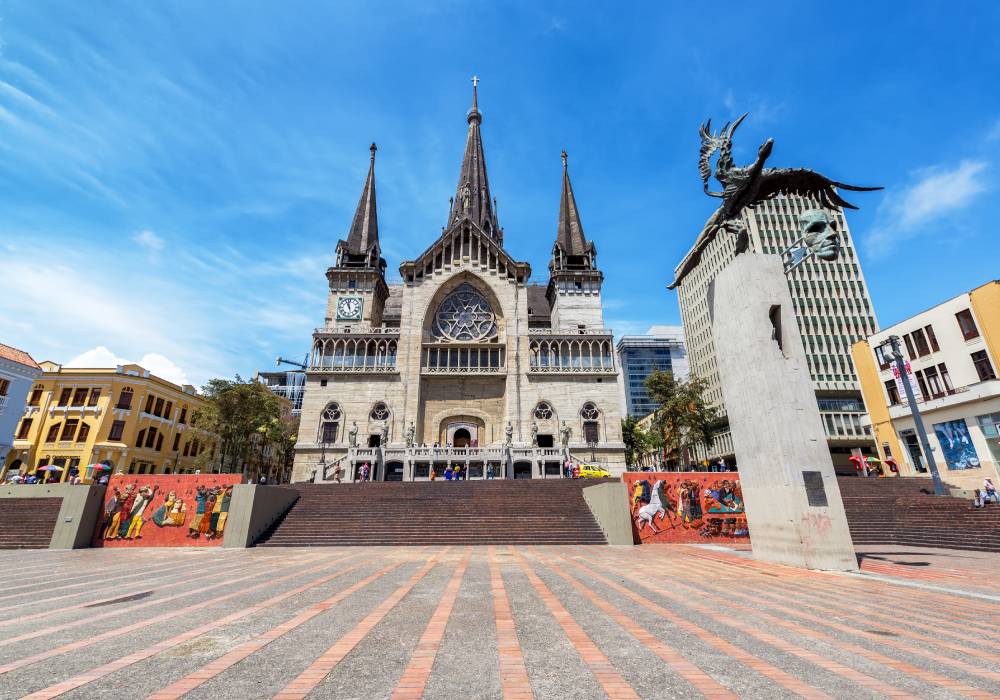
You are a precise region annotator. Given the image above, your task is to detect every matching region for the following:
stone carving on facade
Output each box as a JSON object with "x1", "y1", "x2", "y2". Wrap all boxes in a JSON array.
[
  {"x1": 348, "y1": 421, "x2": 358, "y2": 447},
  {"x1": 670, "y1": 114, "x2": 881, "y2": 288},
  {"x1": 405, "y1": 422, "x2": 415, "y2": 447},
  {"x1": 380, "y1": 422, "x2": 389, "y2": 445},
  {"x1": 505, "y1": 421, "x2": 513, "y2": 446},
  {"x1": 530, "y1": 421, "x2": 538, "y2": 446}
]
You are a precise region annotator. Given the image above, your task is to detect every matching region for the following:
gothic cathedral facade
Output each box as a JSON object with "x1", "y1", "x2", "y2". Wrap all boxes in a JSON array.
[{"x1": 291, "y1": 86, "x2": 626, "y2": 482}]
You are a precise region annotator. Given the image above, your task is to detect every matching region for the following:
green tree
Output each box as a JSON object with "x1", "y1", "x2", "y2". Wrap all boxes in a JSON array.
[
  {"x1": 621, "y1": 416, "x2": 642, "y2": 468},
  {"x1": 191, "y1": 376, "x2": 286, "y2": 476},
  {"x1": 644, "y1": 370, "x2": 718, "y2": 467}
]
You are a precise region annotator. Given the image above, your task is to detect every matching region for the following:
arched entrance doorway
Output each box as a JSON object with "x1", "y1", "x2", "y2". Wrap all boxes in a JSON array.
[
  {"x1": 453, "y1": 428, "x2": 472, "y2": 448},
  {"x1": 513, "y1": 461, "x2": 533, "y2": 479}
]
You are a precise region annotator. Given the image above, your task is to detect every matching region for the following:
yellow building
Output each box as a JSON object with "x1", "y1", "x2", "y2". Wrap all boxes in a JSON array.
[
  {"x1": 852, "y1": 280, "x2": 1000, "y2": 490},
  {"x1": 1, "y1": 362, "x2": 216, "y2": 481}
]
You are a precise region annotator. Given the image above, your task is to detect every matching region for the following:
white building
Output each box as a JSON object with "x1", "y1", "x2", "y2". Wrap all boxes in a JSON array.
[
  {"x1": 853, "y1": 280, "x2": 1000, "y2": 490},
  {"x1": 670, "y1": 195, "x2": 879, "y2": 471},
  {"x1": 291, "y1": 85, "x2": 626, "y2": 483},
  {"x1": 616, "y1": 326, "x2": 688, "y2": 419},
  {"x1": 0, "y1": 343, "x2": 41, "y2": 472}
]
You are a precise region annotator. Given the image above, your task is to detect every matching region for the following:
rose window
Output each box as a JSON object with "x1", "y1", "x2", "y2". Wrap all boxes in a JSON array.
[
  {"x1": 370, "y1": 402, "x2": 389, "y2": 421},
  {"x1": 534, "y1": 402, "x2": 553, "y2": 420},
  {"x1": 432, "y1": 284, "x2": 497, "y2": 342},
  {"x1": 580, "y1": 402, "x2": 600, "y2": 420}
]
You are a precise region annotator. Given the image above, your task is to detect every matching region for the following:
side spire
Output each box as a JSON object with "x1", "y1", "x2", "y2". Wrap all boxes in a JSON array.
[
  {"x1": 336, "y1": 143, "x2": 384, "y2": 270},
  {"x1": 448, "y1": 76, "x2": 500, "y2": 239},
  {"x1": 552, "y1": 150, "x2": 596, "y2": 269}
]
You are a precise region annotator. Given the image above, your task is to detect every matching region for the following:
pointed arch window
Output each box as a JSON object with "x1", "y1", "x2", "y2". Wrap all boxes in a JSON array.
[
  {"x1": 370, "y1": 402, "x2": 389, "y2": 421},
  {"x1": 533, "y1": 402, "x2": 553, "y2": 420},
  {"x1": 320, "y1": 403, "x2": 342, "y2": 444}
]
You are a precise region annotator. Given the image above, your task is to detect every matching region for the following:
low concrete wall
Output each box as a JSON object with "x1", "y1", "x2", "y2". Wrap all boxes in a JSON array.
[
  {"x1": 583, "y1": 481, "x2": 635, "y2": 545},
  {"x1": 0, "y1": 483, "x2": 107, "y2": 549},
  {"x1": 223, "y1": 485, "x2": 299, "y2": 548}
]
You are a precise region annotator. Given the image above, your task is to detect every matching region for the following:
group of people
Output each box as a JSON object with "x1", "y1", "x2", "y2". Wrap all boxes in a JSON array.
[
  {"x1": 974, "y1": 478, "x2": 999, "y2": 508},
  {"x1": 1, "y1": 466, "x2": 109, "y2": 485},
  {"x1": 431, "y1": 464, "x2": 468, "y2": 480}
]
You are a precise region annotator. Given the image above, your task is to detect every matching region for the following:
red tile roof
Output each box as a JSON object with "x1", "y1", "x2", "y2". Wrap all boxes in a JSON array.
[{"x1": 0, "y1": 343, "x2": 41, "y2": 370}]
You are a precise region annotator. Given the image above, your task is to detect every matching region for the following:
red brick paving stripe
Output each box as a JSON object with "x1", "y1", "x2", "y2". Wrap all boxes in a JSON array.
[
  {"x1": 19, "y1": 552, "x2": 368, "y2": 700},
  {"x1": 572, "y1": 548, "x2": 923, "y2": 699},
  {"x1": 0, "y1": 550, "x2": 324, "y2": 652},
  {"x1": 674, "y1": 553, "x2": 1000, "y2": 658},
  {"x1": 663, "y1": 555, "x2": 1000, "y2": 686},
  {"x1": 146, "y1": 557, "x2": 411, "y2": 700},
  {"x1": 389, "y1": 548, "x2": 472, "y2": 700},
  {"x1": 0, "y1": 556, "x2": 256, "y2": 625},
  {"x1": 0, "y1": 555, "x2": 212, "y2": 605},
  {"x1": 685, "y1": 548, "x2": 1000, "y2": 623},
  {"x1": 525, "y1": 548, "x2": 740, "y2": 700},
  {"x1": 586, "y1": 549, "x2": 992, "y2": 698},
  {"x1": 273, "y1": 548, "x2": 452, "y2": 700},
  {"x1": 509, "y1": 547, "x2": 640, "y2": 700},
  {"x1": 552, "y1": 549, "x2": 833, "y2": 700},
  {"x1": 0, "y1": 551, "x2": 345, "y2": 680},
  {"x1": 488, "y1": 546, "x2": 534, "y2": 700}
]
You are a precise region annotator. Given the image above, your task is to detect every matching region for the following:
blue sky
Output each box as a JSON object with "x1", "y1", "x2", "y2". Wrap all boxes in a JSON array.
[{"x1": 1, "y1": 2, "x2": 998, "y2": 386}]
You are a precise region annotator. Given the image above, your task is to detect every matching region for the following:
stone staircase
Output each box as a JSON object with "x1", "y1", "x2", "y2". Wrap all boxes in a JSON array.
[
  {"x1": 839, "y1": 476, "x2": 1000, "y2": 553},
  {"x1": 0, "y1": 497, "x2": 62, "y2": 549},
  {"x1": 255, "y1": 480, "x2": 612, "y2": 547}
]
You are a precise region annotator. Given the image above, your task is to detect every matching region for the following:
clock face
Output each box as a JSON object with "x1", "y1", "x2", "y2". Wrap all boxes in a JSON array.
[{"x1": 337, "y1": 296, "x2": 363, "y2": 320}]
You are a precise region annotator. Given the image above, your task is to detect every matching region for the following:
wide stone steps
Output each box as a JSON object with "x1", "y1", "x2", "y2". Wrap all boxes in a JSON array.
[
  {"x1": 838, "y1": 476, "x2": 1000, "y2": 553},
  {"x1": 0, "y1": 497, "x2": 62, "y2": 549},
  {"x1": 256, "y1": 480, "x2": 613, "y2": 547}
]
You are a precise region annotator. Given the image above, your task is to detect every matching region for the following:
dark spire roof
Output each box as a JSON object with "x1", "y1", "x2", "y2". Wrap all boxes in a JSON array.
[
  {"x1": 448, "y1": 77, "x2": 500, "y2": 237},
  {"x1": 344, "y1": 142, "x2": 380, "y2": 254},
  {"x1": 555, "y1": 150, "x2": 593, "y2": 257}
]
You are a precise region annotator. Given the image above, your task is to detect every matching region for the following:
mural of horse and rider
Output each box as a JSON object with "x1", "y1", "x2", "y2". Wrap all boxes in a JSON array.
[{"x1": 623, "y1": 472, "x2": 749, "y2": 544}]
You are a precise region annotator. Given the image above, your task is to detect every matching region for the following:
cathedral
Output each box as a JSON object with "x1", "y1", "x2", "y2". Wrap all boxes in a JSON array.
[{"x1": 291, "y1": 83, "x2": 626, "y2": 483}]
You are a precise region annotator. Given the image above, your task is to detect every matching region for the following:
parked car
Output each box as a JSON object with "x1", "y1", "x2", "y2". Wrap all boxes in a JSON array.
[{"x1": 578, "y1": 464, "x2": 611, "y2": 479}]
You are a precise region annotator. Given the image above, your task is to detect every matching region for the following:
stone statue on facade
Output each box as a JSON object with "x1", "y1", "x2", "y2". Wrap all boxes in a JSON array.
[
  {"x1": 380, "y1": 422, "x2": 389, "y2": 445},
  {"x1": 348, "y1": 421, "x2": 358, "y2": 447},
  {"x1": 670, "y1": 113, "x2": 881, "y2": 288},
  {"x1": 504, "y1": 421, "x2": 513, "y2": 446},
  {"x1": 560, "y1": 422, "x2": 572, "y2": 447},
  {"x1": 405, "y1": 422, "x2": 415, "y2": 448},
  {"x1": 531, "y1": 421, "x2": 538, "y2": 447}
]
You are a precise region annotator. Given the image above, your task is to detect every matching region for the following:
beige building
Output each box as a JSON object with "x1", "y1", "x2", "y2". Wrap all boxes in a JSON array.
[
  {"x1": 292, "y1": 86, "x2": 625, "y2": 483},
  {"x1": 2, "y1": 362, "x2": 215, "y2": 480},
  {"x1": 670, "y1": 195, "x2": 879, "y2": 471},
  {"x1": 852, "y1": 280, "x2": 1000, "y2": 490}
]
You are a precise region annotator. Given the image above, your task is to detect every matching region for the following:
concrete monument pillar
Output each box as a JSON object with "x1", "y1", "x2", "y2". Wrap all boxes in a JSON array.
[{"x1": 712, "y1": 253, "x2": 857, "y2": 571}]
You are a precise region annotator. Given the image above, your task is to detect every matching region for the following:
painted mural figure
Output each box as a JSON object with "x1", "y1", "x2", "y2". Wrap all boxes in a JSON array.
[
  {"x1": 124, "y1": 484, "x2": 159, "y2": 539},
  {"x1": 634, "y1": 480, "x2": 667, "y2": 534},
  {"x1": 187, "y1": 486, "x2": 210, "y2": 538},
  {"x1": 102, "y1": 486, "x2": 126, "y2": 539},
  {"x1": 207, "y1": 486, "x2": 232, "y2": 539},
  {"x1": 151, "y1": 491, "x2": 184, "y2": 527}
]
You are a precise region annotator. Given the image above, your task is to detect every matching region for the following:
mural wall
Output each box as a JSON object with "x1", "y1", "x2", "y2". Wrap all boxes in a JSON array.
[
  {"x1": 623, "y1": 472, "x2": 749, "y2": 544},
  {"x1": 93, "y1": 473, "x2": 242, "y2": 547}
]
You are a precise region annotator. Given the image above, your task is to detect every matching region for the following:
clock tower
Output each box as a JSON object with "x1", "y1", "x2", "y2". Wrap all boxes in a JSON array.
[{"x1": 325, "y1": 143, "x2": 389, "y2": 328}]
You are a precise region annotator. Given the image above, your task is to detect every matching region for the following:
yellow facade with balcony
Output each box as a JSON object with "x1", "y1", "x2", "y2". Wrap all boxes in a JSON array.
[{"x1": 1, "y1": 362, "x2": 216, "y2": 481}]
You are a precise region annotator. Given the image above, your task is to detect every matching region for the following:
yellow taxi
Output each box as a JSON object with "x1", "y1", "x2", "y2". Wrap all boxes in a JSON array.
[{"x1": 577, "y1": 464, "x2": 612, "y2": 479}]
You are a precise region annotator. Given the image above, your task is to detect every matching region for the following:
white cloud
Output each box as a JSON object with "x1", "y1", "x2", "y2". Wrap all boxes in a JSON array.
[
  {"x1": 132, "y1": 228, "x2": 164, "y2": 253},
  {"x1": 65, "y1": 346, "x2": 191, "y2": 386},
  {"x1": 865, "y1": 159, "x2": 989, "y2": 257}
]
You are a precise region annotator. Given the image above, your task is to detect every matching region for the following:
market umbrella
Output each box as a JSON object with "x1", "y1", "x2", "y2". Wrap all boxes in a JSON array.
[
  {"x1": 865, "y1": 456, "x2": 881, "y2": 463},
  {"x1": 41, "y1": 465, "x2": 63, "y2": 472}
]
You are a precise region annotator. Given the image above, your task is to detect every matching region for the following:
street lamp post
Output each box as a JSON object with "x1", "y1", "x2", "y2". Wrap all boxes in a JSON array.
[
  {"x1": 587, "y1": 440, "x2": 597, "y2": 463},
  {"x1": 883, "y1": 335, "x2": 947, "y2": 496}
]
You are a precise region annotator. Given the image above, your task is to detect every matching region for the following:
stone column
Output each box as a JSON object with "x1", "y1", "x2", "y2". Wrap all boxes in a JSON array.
[{"x1": 712, "y1": 254, "x2": 857, "y2": 571}]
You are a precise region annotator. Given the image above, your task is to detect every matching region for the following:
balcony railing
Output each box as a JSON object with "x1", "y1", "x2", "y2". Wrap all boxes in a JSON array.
[{"x1": 314, "y1": 326, "x2": 400, "y2": 337}]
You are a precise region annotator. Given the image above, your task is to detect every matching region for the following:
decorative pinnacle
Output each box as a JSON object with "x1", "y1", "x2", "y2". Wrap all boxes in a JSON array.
[
  {"x1": 561, "y1": 150, "x2": 568, "y2": 169},
  {"x1": 370, "y1": 142, "x2": 377, "y2": 160}
]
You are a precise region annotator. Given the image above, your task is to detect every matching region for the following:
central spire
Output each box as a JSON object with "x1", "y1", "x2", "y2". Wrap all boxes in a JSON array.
[{"x1": 448, "y1": 76, "x2": 500, "y2": 239}]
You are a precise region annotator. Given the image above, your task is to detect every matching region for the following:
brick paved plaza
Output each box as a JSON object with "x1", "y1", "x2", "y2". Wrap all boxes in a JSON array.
[{"x1": 0, "y1": 545, "x2": 999, "y2": 699}]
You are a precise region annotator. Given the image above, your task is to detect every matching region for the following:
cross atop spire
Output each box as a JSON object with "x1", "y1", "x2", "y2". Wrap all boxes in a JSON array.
[{"x1": 467, "y1": 75, "x2": 482, "y2": 125}]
